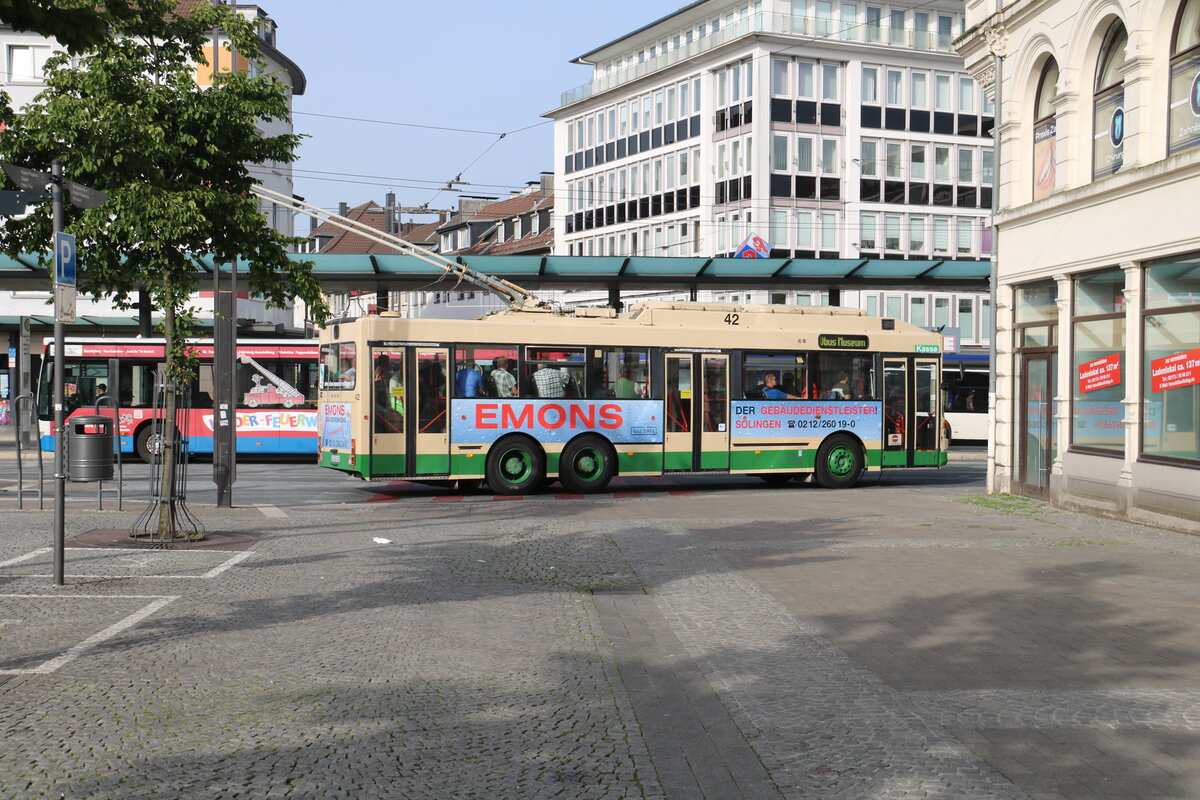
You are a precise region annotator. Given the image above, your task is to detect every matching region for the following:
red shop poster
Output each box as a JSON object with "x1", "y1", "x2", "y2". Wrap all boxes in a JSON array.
[
  {"x1": 1150, "y1": 349, "x2": 1200, "y2": 392},
  {"x1": 1078, "y1": 353, "x2": 1122, "y2": 394}
]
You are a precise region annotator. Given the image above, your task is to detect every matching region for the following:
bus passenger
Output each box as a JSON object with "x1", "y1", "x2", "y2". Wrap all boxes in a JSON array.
[
  {"x1": 830, "y1": 371, "x2": 852, "y2": 399},
  {"x1": 534, "y1": 363, "x2": 570, "y2": 398},
  {"x1": 614, "y1": 367, "x2": 638, "y2": 399},
  {"x1": 456, "y1": 359, "x2": 482, "y2": 398},
  {"x1": 490, "y1": 357, "x2": 517, "y2": 397},
  {"x1": 760, "y1": 372, "x2": 800, "y2": 400}
]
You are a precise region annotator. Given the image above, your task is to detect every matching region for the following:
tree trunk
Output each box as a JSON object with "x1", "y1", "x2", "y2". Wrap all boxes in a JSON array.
[{"x1": 156, "y1": 304, "x2": 178, "y2": 539}]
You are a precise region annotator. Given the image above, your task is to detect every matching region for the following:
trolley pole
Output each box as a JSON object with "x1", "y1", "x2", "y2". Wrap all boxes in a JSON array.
[{"x1": 51, "y1": 160, "x2": 65, "y2": 586}]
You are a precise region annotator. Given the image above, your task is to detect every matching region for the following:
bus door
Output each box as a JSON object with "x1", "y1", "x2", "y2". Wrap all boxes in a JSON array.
[
  {"x1": 882, "y1": 357, "x2": 944, "y2": 467},
  {"x1": 664, "y1": 353, "x2": 729, "y2": 471},
  {"x1": 370, "y1": 347, "x2": 406, "y2": 475},
  {"x1": 408, "y1": 347, "x2": 450, "y2": 476},
  {"x1": 882, "y1": 358, "x2": 909, "y2": 466},
  {"x1": 913, "y1": 358, "x2": 943, "y2": 464}
]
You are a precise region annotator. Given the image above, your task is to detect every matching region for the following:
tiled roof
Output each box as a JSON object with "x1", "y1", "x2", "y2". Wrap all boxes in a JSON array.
[
  {"x1": 309, "y1": 202, "x2": 398, "y2": 255},
  {"x1": 401, "y1": 220, "x2": 441, "y2": 246},
  {"x1": 487, "y1": 228, "x2": 554, "y2": 256},
  {"x1": 310, "y1": 202, "x2": 447, "y2": 254},
  {"x1": 445, "y1": 193, "x2": 555, "y2": 257}
]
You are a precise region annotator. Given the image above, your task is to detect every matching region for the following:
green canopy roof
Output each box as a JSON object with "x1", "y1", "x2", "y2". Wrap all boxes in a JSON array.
[{"x1": 0, "y1": 251, "x2": 991, "y2": 293}]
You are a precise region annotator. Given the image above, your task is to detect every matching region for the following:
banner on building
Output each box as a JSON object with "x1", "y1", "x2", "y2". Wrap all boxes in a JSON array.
[{"x1": 734, "y1": 232, "x2": 771, "y2": 259}]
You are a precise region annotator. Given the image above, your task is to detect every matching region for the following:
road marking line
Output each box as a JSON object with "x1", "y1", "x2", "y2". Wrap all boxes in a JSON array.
[
  {"x1": 199, "y1": 550, "x2": 254, "y2": 579},
  {"x1": 256, "y1": 503, "x2": 287, "y2": 518},
  {"x1": 0, "y1": 548, "x2": 50, "y2": 568},
  {"x1": 0, "y1": 596, "x2": 178, "y2": 675}
]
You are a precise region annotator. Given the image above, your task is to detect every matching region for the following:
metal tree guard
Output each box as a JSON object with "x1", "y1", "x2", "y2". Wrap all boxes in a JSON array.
[{"x1": 130, "y1": 371, "x2": 203, "y2": 545}]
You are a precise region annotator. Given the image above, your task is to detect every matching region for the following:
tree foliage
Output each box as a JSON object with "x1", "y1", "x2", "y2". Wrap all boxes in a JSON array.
[
  {"x1": 0, "y1": 0, "x2": 328, "y2": 376},
  {"x1": 0, "y1": 0, "x2": 136, "y2": 54}
]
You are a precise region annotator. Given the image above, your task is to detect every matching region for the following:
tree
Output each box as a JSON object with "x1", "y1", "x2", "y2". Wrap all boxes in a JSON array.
[
  {"x1": 0, "y1": 0, "x2": 329, "y2": 537},
  {"x1": 0, "y1": 0, "x2": 135, "y2": 54}
]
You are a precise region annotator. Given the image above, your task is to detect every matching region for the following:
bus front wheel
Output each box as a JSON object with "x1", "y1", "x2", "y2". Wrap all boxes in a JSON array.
[
  {"x1": 815, "y1": 435, "x2": 864, "y2": 489},
  {"x1": 559, "y1": 436, "x2": 615, "y2": 493},
  {"x1": 486, "y1": 438, "x2": 545, "y2": 496}
]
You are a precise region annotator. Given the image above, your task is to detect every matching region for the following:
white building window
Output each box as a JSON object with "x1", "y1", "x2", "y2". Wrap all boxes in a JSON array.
[
  {"x1": 860, "y1": 214, "x2": 877, "y2": 250},
  {"x1": 8, "y1": 44, "x2": 51, "y2": 81}
]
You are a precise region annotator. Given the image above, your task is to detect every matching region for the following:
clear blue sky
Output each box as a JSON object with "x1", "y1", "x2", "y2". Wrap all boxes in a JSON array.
[{"x1": 265, "y1": 1, "x2": 688, "y2": 223}]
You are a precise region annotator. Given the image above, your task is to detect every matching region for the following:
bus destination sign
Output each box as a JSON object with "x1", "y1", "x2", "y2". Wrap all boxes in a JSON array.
[{"x1": 818, "y1": 334, "x2": 869, "y2": 349}]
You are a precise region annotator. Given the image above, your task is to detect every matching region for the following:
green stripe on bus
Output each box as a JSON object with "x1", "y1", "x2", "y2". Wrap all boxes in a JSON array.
[
  {"x1": 617, "y1": 450, "x2": 663, "y2": 473},
  {"x1": 730, "y1": 449, "x2": 812, "y2": 471},
  {"x1": 700, "y1": 451, "x2": 729, "y2": 470},
  {"x1": 545, "y1": 452, "x2": 560, "y2": 476},
  {"x1": 450, "y1": 454, "x2": 485, "y2": 477},
  {"x1": 369, "y1": 453, "x2": 407, "y2": 476},
  {"x1": 912, "y1": 450, "x2": 944, "y2": 467},
  {"x1": 882, "y1": 450, "x2": 908, "y2": 467},
  {"x1": 664, "y1": 450, "x2": 691, "y2": 471},
  {"x1": 415, "y1": 454, "x2": 450, "y2": 475},
  {"x1": 319, "y1": 451, "x2": 363, "y2": 473}
]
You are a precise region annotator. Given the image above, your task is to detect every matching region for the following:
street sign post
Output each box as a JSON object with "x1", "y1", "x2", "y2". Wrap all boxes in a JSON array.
[{"x1": 3, "y1": 161, "x2": 107, "y2": 586}]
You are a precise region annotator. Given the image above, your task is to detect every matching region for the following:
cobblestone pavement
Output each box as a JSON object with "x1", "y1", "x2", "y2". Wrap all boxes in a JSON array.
[{"x1": 0, "y1": 466, "x2": 1198, "y2": 798}]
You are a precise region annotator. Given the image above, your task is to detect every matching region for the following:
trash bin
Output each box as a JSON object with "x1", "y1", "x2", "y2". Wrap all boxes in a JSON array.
[{"x1": 67, "y1": 415, "x2": 114, "y2": 482}]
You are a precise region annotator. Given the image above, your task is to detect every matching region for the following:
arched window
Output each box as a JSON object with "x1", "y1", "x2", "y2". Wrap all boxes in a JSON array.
[
  {"x1": 1169, "y1": 0, "x2": 1200, "y2": 154},
  {"x1": 1033, "y1": 59, "x2": 1059, "y2": 201},
  {"x1": 1093, "y1": 21, "x2": 1128, "y2": 178}
]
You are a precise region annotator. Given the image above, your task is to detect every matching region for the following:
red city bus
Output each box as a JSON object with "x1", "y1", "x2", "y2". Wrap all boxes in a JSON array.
[{"x1": 37, "y1": 337, "x2": 319, "y2": 461}]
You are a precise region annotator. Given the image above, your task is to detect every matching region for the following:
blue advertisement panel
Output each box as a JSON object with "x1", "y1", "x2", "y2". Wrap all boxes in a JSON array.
[
  {"x1": 450, "y1": 399, "x2": 664, "y2": 445},
  {"x1": 729, "y1": 401, "x2": 883, "y2": 440},
  {"x1": 320, "y1": 402, "x2": 353, "y2": 449}
]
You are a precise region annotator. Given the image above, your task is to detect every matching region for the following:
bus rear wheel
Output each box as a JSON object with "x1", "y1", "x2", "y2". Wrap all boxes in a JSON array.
[
  {"x1": 815, "y1": 435, "x2": 864, "y2": 489},
  {"x1": 559, "y1": 436, "x2": 615, "y2": 493},
  {"x1": 486, "y1": 438, "x2": 545, "y2": 496},
  {"x1": 135, "y1": 424, "x2": 174, "y2": 464}
]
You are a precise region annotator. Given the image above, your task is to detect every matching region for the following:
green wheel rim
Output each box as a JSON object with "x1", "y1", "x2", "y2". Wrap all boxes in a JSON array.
[
  {"x1": 826, "y1": 445, "x2": 857, "y2": 477},
  {"x1": 499, "y1": 448, "x2": 534, "y2": 484},
  {"x1": 570, "y1": 447, "x2": 605, "y2": 484}
]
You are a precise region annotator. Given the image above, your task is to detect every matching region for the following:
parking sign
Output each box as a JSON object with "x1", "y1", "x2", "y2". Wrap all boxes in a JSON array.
[{"x1": 55, "y1": 232, "x2": 76, "y2": 287}]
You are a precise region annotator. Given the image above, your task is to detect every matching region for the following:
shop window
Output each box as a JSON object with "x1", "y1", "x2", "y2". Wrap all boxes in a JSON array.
[
  {"x1": 1072, "y1": 269, "x2": 1127, "y2": 453},
  {"x1": 1169, "y1": 0, "x2": 1200, "y2": 155},
  {"x1": 1093, "y1": 22, "x2": 1128, "y2": 179},
  {"x1": 1142, "y1": 259, "x2": 1200, "y2": 462}
]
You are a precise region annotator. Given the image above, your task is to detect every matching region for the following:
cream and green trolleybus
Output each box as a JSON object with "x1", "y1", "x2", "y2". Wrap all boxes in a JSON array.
[
  {"x1": 252, "y1": 185, "x2": 948, "y2": 496},
  {"x1": 315, "y1": 302, "x2": 947, "y2": 494}
]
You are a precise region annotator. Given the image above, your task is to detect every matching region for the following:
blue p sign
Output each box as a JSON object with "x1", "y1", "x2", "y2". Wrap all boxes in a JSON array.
[{"x1": 55, "y1": 232, "x2": 76, "y2": 287}]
